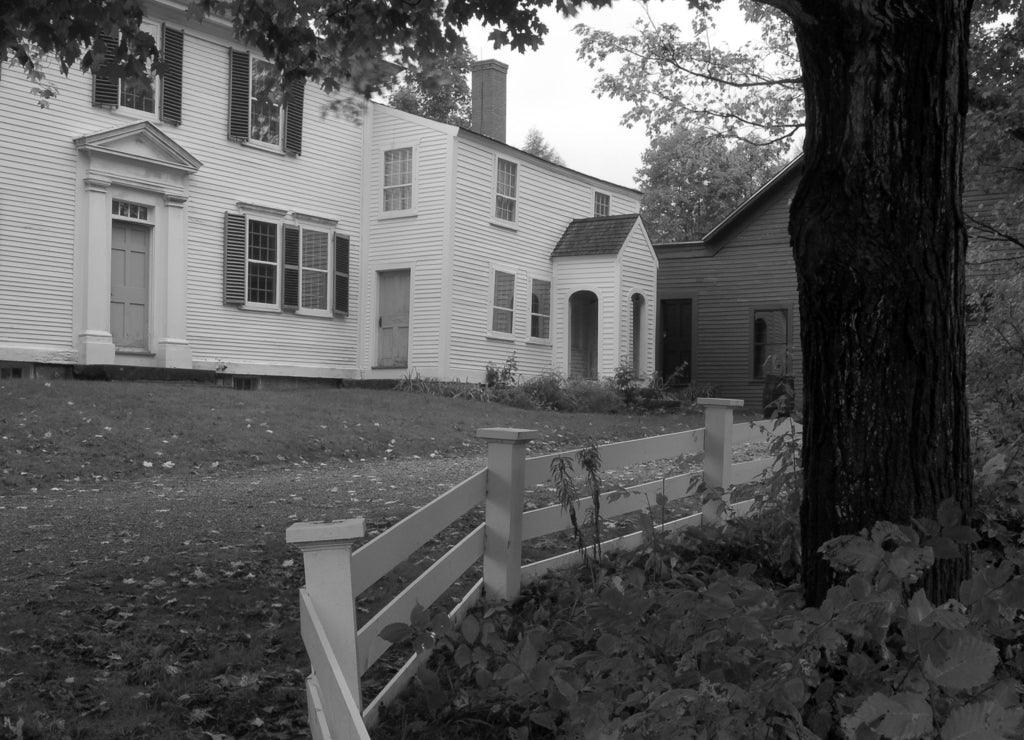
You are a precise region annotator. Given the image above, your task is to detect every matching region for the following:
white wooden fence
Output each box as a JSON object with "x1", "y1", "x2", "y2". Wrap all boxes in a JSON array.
[{"x1": 285, "y1": 398, "x2": 796, "y2": 739}]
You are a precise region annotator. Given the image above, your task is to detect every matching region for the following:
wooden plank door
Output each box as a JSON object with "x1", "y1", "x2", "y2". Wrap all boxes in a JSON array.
[
  {"x1": 376, "y1": 269, "x2": 410, "y2": 368},
  {"x1": 110, "y1": 223, "x2": 150, "y2": 350},
  {"x1": 660, "y1": 298, "x2": 692, "y2": 384}
]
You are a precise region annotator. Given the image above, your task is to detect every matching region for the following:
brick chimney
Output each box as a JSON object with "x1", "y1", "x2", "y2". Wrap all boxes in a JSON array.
[{"x1": 471, "y1": 60, "x2": 508, "y2": 143}]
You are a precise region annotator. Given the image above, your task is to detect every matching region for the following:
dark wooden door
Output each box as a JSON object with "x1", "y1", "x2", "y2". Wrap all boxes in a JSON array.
[{"x1": 660, "y1": 298, "x2": 692, "y2": 384}]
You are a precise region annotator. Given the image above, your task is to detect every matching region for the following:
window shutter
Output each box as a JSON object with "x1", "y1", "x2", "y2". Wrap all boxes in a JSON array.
[
  {"x1": 227, "y1": 49, "x2": 250, "y2": 141},
  {"x1": 92, "y1": 33, "x2": 120, "y2": 107},
  {"x1": 160, "y1": 25, "x2": 184, "y2": 125},
  {"x1": 223, "y1": 213, "x2": 247, "y2": 305},
  {"x1": 283, "y1": 78, "x2": 305, "y2": 155},
  {"x1": 333, "y1": 235, "x2": 350, "y2": 315},
  {"x1": 282, "y1": 225, "x2": 300, "y2": 311}
]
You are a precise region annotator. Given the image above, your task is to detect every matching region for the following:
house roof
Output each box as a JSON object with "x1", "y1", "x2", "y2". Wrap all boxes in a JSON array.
[
  {"x1": 700, "y1": 155, "x2": 803, "y2": 243},
  {"x1": 551, "y1": 214, "x2": 643, "y2": 259}
]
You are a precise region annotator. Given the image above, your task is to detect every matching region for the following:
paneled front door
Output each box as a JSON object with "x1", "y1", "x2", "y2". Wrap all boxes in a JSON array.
[
  {"x1": 377, "y1": 269, "x2": 410, "y2": 368},
  {"x1": 110, "y1": 222, "x2": 150, "y2": 350}
]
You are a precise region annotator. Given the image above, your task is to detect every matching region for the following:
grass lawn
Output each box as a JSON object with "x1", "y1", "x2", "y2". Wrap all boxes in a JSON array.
[{"x1": 0, "y1": 378, "x2": 714, "y2": 740}]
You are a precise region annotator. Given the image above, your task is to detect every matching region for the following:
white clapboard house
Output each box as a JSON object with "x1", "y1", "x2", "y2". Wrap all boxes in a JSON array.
[{"x1": 0, "y1": 1, "x2": 657, "y2": 385}]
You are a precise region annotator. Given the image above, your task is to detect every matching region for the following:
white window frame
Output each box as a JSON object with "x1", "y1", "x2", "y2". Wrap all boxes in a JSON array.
[
  {"x1": 245, "y1": 217, "x2": 280, "y2": 309},
  {"x1": 249, "y1": 57, "x2": 283, "y2": 147},
  {"x1": 382, "y1": 146, "x2": 415, "y2": 215},
  {"x1": 109, "y1": 21, "x2": 162, "y2": 118},
  {"x1": 297, "y1": 226, "x2": 332, "y2": 317},
  {"x1": 594, "y1": 191, "x2": 610, "y2": 217},
  {"x1": 529, "y1": 277, "x2": 551, "y2": 342},
  {"x1": 236, "y1": 207, "x2": 340, "y2": 315},
  {"x1": 493, "y1": 157, "x2": 518, "y2": 224},
  {"x1": 490, "y1": 268, "x2": 517, "y2": 337}
]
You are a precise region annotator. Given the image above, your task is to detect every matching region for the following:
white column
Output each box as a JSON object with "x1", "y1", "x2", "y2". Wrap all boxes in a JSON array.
[
  {"x1": 698, "y1": 397, "x2": 744, "y2": 490},
  {"x1": 478, "y1": 427, "x2": 538, "y2": 602},
  {"x1": 286, "y1": 518, "x2": 365, "y2": 709},
  {"x1": 78, "y1": 177, "x2": 115, "y2": 365},
  {"x1": 156, "y1": 193, "x2": 192, "y2": 368}
]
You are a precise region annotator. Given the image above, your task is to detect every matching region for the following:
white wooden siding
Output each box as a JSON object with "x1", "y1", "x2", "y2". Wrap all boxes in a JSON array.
[
  {"x1": 0, "y1": 56, "x2": 81, "y2": 355},
  {"x1": 448, "y1": 136, "x2": 644, "y2": 382},
  {"x1": 363, "y1": 106, "x2": 455, "y2": 378},
  {"x1": 616, "y1": 222, "x2": 659, "y2": 378},
  {"x1": 551, "y1": 254, "x2": 619, "y2": 378},
  {"x1": 0, "y1": 5, "x2": 364, "y2": 375}
]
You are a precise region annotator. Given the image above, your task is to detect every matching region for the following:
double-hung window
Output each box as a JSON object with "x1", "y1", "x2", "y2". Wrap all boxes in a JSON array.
[
  {"x1": 383, "y1": 148, "x2": 414, "y2": 212},
  {"x1": 249, "y1": 58, "x2": 282, "y2": 146},
  {"x1": 223, "y1": 212, "x2": 350, "y2": 316},
  {"x1": 594, "y1": 192, "x2": 610, "y2": 217},
  {"x1": 228, "y1": 50, "x2": 305, "y2": 154},
  {"x1": 530, "y1": 279, "x2": 550, "y2": 339},
  {"x1": 91, "y1": 25, "x2": 184, "y2": 124},
  {"x1": 491, "y1": 270, "x2": 516, "y2": 334},
  {"x1": 752, "y1": 308, "x2": 789, "y2": 378},
  {"x1": 495, "y1": 159, "x2": 518, "y2": 222},
  {"x1": 246, "y1": 220, "x2": 279, "y2": 306}
]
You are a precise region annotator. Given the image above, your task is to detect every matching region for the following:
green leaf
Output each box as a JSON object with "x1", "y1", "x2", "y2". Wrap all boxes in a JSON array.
[
  {"x1": 820, "y1": 535, "x2": 884, "y2": 573},
  {"x1": 474, "y1": 667, "x2": 492, "y2": 689},
  {"x1": 907, "y1": 590, "x2": 933, "y2": 626},
  {"x1": 530, "y1": 710, "x2": 558, "y2": 731},
  {"x1": 923, "y1": 633, "x2": 998, "y2": 691},
  {"x1": 842, "y1": 692, "x2": 897, "y2": 737},
  {"x1": 941, "y1": 700, "x2": 1023, "y2": 739},
  {"x1": 379, "y1": 622, "x2": 412, "y2": 644},
  {"x1": 453, "y1": 643, "x2": 473, "y2": 669},
  {"x1": 876, "y1": 692, "x2": 933, "y2": 740},
  {"x1": 460, "y1": 614, "x2": 480, "y2": 645}
]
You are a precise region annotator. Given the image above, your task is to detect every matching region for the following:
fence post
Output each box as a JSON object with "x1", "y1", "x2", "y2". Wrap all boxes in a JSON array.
[
  {"x1": 286, "y1": 518, "x2": 365, "y2": 710},
  {"x1": 698, "y1": 398, "x2": 744, "y2": 489},
  {"x1": 478, "y1": 427, "x2": 539, "y2": 603}
]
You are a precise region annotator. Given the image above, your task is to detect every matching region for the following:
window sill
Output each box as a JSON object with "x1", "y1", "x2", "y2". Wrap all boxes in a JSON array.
[
  {"x1": 379, "y1": 210, "x2": 418, "y2": 221},
  {"x1": 486, "y1": 332, "x2": 515, "y2": 343},
  {"x1": 525, "y1": 337, "x2": 552, "y2": 347},
  {"x1": 240, "y1": 139, "x2": 289, "y2": 156},
  {"x1": 295, "y1": 308, "x2": 333, "y2": 319},
  {"x1": 240, "y1": 303, "x2": 281, "y2": 313},
  {"x1": 489, "y1": 219, "x2": 518, "y2": 232}
]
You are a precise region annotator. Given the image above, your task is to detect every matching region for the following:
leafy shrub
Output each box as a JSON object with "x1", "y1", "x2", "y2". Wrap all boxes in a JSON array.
[
  {"x1": 485, "y1": 353, "x2": 520, "y2": 389},
  {"x1": 377, "y1": 493, "x2": 1024, "y2": 740}
]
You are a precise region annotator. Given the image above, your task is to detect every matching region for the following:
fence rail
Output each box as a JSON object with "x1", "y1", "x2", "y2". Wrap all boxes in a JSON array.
[{"x1": 286, "y1": 399, "x2": 797, "y2": 739}]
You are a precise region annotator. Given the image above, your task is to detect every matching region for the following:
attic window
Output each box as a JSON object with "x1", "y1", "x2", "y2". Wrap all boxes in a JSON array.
[
  {"x1": 594, "y1": 192, "x2": 610, "y2": 217},
  {"x1": 112, "y1": 200, "x2": 150, "y2": 220}
]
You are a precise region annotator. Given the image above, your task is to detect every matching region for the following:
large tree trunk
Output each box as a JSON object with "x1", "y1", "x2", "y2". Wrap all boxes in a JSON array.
[{"x1": 786, "y1": 1, "x2": 974, "y2": 605}]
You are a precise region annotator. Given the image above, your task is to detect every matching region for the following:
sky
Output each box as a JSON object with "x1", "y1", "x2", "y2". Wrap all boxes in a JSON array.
[{"x1": 462, "y1": 1, "x2": 752, "y2": 189}]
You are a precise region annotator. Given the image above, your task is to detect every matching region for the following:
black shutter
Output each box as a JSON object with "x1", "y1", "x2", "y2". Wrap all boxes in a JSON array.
[
  {"x1": 283, "y1": 78, "x2": 305, "y2": 155},
  {"x1": 92, "y1": 33, "x2": 120, "y2": 107},
  {"x1": 224, "y1": 213, "x2": 247, "y2": 305},
  {"x1": 228, "y1": 49, "x2": 250, "y2": 141},
  {"x1": 283, "y1": 225, "x2": 300, "y2": 311},
  {"x1": 160, "y1": 25, "x2": 184, "y2": 125},
  {"x1": 334, "y1": 235, "x2": 350, "y2": 315}
]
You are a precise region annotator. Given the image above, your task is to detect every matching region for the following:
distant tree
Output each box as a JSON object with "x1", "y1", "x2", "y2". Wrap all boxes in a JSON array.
[
  {"x1": 638, "y1": 126, "x2": 782, "y2": 242},
  {"x1": 522, "y1": 128, "x2": 565, "y2": 165},
  {"x1": 387, "y1": 47, "x2": 474, "y2": 127}
]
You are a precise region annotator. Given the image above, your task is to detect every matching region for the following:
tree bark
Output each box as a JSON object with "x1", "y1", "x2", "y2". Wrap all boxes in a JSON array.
[{"x1": 784, "y1": 1, "x2": 974, "y2": 604}]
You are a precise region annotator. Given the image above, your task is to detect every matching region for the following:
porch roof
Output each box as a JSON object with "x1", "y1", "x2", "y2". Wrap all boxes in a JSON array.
[{"x1": 550, "y1": 214, "x2": 641, "y2": 258}]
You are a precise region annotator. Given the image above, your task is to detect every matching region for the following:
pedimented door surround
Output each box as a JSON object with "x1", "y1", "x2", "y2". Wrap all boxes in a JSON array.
[{"x1": 75, "y1": 121, "x2": 201, "y2": 367}]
